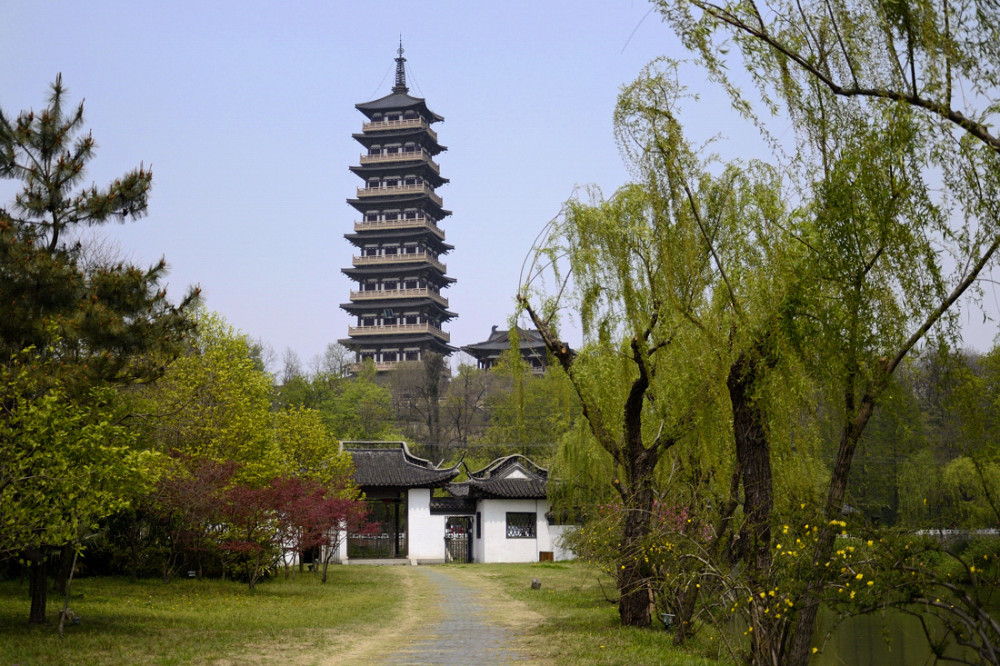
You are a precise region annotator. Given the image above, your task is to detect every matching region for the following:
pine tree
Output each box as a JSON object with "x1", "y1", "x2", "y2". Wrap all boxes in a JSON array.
[{"x1": 0, "y1": 75, "x2": 199, "y2": 624}]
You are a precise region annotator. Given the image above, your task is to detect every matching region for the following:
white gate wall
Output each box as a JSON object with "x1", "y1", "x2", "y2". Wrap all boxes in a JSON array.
[{"x1": 407, "y1": 488, "x2": 446, "y2": 563}]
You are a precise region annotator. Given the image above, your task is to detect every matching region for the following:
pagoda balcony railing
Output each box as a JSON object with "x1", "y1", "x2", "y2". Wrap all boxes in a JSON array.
[
  {"x1": 350, "y1": 288, "x2": 448, "y2": 306},
  {"x1": 347, "y1": 323, "x2": 450, "y2": 342},
  {"x1": 352, "y1": 252, "x2": 446, "y2": 272},
  {"x1": 362, "y1": 117, "x2": 438, "y2": 141},
  {"x1": 359, "y1": 150, "x2": 439, "y2": 172},
  {"x1": 353, "y1": 217, "x2": 444, "y2": 239},
  {"x1": 356, "y1": 184, "x2": 443, "y2": 207},
  {"x1": 349, "y1": 361, "x2": 402, "y2": 373}
]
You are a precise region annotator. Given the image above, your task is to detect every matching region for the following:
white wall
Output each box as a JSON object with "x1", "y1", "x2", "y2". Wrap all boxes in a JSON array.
[
  {"x1": 478, "y1": 498, "x2": 545, "y2": 563},
  {"x1": 407, "y1": 488, "x2": 446, "y2": 563},
  {"x1": 549, "y1": 524, "x2": 576, "y2": 561}
]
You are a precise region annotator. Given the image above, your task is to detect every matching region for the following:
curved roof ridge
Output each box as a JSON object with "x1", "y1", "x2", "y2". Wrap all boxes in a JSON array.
[
  {"x1": 468, "y1": 453, "x2": 548, "y2": 480},
  {"x1": 399, "y1": 441, "x2": 463, "y2": 473}
]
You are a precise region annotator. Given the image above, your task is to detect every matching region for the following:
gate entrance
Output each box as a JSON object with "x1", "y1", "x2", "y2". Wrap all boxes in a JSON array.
[
  {"x1": 444, "y1": 516, "x2": 472, "y2": 563},
  {"x1": 349, "y1": 494, "x2": 407, "y2": 559}
]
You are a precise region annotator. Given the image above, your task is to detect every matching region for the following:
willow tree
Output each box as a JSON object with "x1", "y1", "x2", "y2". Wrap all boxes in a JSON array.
[
  {"x1": 658, "y1": 1, "x2": 1000, "y2": 662},
  {"x1": 518, "y1": 61, "x2": 805, "y2": 627}
]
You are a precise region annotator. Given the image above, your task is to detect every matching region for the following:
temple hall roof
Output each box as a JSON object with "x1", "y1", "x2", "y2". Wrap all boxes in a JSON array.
[
  {"x1": 451, "y1": 454, "x2": 549, "y2": 500},
  {"x1": 345, "y1": 442, "x2": 460, "y2": 488}
]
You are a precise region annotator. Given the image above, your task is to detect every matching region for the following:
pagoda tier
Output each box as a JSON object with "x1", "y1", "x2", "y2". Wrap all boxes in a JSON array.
[
  {"x1": 340, "y1": 44, "x2": 457, "y2": 370},
  {"x1": 351, "y1": 128, "x2": 446, "y2": 154},
  {"x1": 349, "y1": 162, "x2": 448, "y2": 188},
  {"x1": 342, "y1": 263, "x2": 456, "y2": 283},
  {"x1": 339, "y1": 298, "x2": 456, "y2": 319},
  {"x1": 344, "y1": 229, "x2": 453, "y2": 253},
  {"x1": 346, "y1": 193, "x2": 451, "y2": 220}
]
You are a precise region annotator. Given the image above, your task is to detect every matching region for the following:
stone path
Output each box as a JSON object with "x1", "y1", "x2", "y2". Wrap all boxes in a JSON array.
[{"x1": 380, "y1": 567, "x2": 529, "y2": 665}]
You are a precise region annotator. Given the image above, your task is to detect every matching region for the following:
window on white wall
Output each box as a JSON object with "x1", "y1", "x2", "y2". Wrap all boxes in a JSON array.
[{"x1": 505, "y1": 512, "x2": 536, "y2": 539}]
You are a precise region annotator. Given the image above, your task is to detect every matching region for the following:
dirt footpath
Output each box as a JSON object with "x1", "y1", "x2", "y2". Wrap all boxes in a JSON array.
[{"x1": 341, "y1": 566, "x2": 545, "y2": 665}]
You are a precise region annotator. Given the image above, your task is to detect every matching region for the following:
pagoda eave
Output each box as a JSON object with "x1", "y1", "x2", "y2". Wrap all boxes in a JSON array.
[
  {"x1": 340, "y1": 299, "x2": 456, "y2": 316},
  {"x1": 341, "y1": 265, "x2": 456, "y2": 283},
  {"x1": 347, "y1": 196, "x2": 451, "y2": 218},
  {"x1": 352, "y1": 131, "x2": 447, "y2": 154},
  {"x1": 344, "y1": 232, "x2": 454, "y2": 253},
  {"x1": 355, "y1": 93, "x2": 443, "y2": 122},
  {"x1": 349, "y1": 164, "x2": 449, "y2": 188}
]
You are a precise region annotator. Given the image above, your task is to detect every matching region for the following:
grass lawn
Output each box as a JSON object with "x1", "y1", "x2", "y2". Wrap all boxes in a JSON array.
[
  {"x1": 0, "y1": 567, "x2": 425, "y2": 665},
  {"x1": 0, "y1": 561, "x2": 727, "y2": 665},
  {"x1": 448, "y1": 562, "x2": 726, "y2": 665}
]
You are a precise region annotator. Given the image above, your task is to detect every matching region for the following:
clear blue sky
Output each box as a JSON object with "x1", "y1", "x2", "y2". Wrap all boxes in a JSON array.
[{"x1": 3, "y1": 1, "x2": 997, "y2": 368}]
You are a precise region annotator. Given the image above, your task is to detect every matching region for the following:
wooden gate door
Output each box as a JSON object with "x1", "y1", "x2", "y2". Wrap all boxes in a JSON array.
[{"x1": 444, "y1": 517, "x2": 472, "y2": 563}]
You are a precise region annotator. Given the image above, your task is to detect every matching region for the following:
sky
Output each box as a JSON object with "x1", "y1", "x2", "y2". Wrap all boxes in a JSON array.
[{"x1": 3, "y1": 1, "x2": 998, "y2": 370}]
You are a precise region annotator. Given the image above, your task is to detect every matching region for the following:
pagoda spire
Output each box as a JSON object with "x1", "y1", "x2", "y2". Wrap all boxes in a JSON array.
[{"x1": 392, "y1": 39, "x2": 408, "y2": 94}]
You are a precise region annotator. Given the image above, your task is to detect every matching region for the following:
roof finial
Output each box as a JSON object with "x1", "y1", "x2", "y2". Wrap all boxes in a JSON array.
[{"x1": 392, "y1": 37, "x2": 408, "y2": 94}]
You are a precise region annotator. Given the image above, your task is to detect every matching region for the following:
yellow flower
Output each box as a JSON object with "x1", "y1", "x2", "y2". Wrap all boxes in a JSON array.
[
  {"x1": 855, "y1": 573, "x2": 863, "y2": 580},
  {"x1": 812, "y1": 647, "x2": 819, "y2": 654}
]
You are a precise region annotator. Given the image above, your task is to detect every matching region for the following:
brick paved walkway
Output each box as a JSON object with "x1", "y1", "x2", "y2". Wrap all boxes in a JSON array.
[{"x1": 381, "y1": 567, "x2": 529, "y2": 665}]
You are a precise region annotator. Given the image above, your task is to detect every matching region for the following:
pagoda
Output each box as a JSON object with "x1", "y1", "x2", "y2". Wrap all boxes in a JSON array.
[{"x1": 340, "y1": 43, "x2": 456, "y2": 371}]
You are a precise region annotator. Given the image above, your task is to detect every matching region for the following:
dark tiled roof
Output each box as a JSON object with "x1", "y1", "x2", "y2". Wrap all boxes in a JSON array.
[
  {"x1": 454, "y1": 455, "x2": 549, "y2": 500},
  {"x1": 461, "y1": 326, "x2": 548, "y2": 354},
  {"x1": 464, "y1": 477, "x2": 547, "y2": 499},
  {"x1": 347, "y1": 443, "x2": 460, "y2": 488},
  {"x1": 355, "y1": 93, "x2": 444, "y2": 123}
]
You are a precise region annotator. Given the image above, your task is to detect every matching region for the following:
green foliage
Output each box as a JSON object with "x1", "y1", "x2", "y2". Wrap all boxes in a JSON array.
[
  {"x1": 321, "y1": 375, "x2": 397, "y2": 441},
  {"x1": 0, "y1": 364, "x2": 161, "y2": 558},
  {"x1": 137, "y1": 310, "x2": 282, "y2": 485},
  {"x1": 272, "y1": 406, "x2": 353, "y2": 485},
  {"x1": 479, "y1": 350, "x2": 575, "y2": 461}
]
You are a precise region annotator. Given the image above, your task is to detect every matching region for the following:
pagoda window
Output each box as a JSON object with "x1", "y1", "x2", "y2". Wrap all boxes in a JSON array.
[
  {"x1": 385, "y1": 212, "x2": 398, "y2": 221},
  {"x1": 371, "y1": 113, "x2": 382, "y2": 121},
  {"x1": 384, "y1": 178, "x2": 399, "y2": 188},
  {"x1": 365, "y1": 212, "x2": 378, "y2": 222},
  {"x1": 403, "y1": 110, "x2": 416, "y2": 119},
  {"x1": 368, "y1": 146, "x2": 380, "y2": 155},
  {"x1": 363, "y1": 246, "x2": 378, "y2": 256},
  {"x1": 405, "y1": 350, "x2": 419, "y2": 361},
  {"x1": 404, "y1": 279, "x2": 418, "y2": 289},
  {"x1": 362, "y1": 317, "x2": 375, "y2": 327},
  {"x1": 384, "y1": 246, "x2": 398, "y2": 256},
  {"x1": 367, "y1": 177, "x2": 379, "y2": 187},
  {"x1": 383, "y1": 351, "x2": 398, "y2": 362}
]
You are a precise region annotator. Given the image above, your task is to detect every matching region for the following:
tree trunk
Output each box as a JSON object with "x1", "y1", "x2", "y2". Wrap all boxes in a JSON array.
[
  {"x1": 785, "y1": 395, "x2": 877, "y2": 665},
  {"x1": 617, "y1": 450, "x2": 658, "y2": 627},
  {"x1": 26, "y1": 551, "x2": 48, "y2": 624},
  {"x1": 728, "y1": 352, "x2": 774, "y2": 575},
  {"x1": 321, "y1": 549, "x2": 332, "y2": 584},
  {"x1": 52, "y1": 544, "x2": 74, "y2": 597}
]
